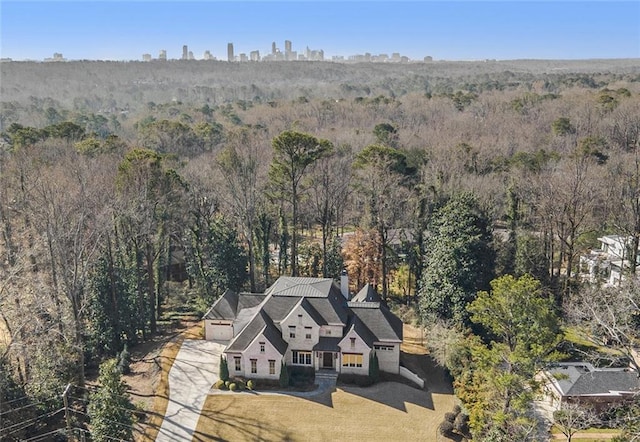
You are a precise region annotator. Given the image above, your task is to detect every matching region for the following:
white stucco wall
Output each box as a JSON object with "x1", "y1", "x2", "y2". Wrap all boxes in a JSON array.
[
  {"x1": 280, "y1": 303, "x2": 320, "y2": 357},
  {"x1": 319, "y1": 324, "x2": 344, "y2": 337},
  {"x1": 228, "y1": 333, "x2": 283, "y2": 380},
  {"x1": 374, "y1": 342, "x2": 401, "y2": 374},
  {"x1": 338, "y1": 329, "x2": 371, "y2": 375}
]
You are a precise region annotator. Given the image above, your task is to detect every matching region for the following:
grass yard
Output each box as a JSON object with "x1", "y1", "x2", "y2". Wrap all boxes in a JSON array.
[
  {"x1": 194, "y1": 384, "x2": 454, "y2": 441},
  {"x1": 193, "y1": 324, "x2": 455, "y2": 442}
]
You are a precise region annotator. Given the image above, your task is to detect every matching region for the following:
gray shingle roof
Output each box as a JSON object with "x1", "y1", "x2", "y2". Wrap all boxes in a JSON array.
[
  {"x1": 308, "y1": 295, "x2": 348, "y2": 325},
  {"x1": 261, "y1": 296, "x2": 302, "y2": 323},
  {"x1": 202, "y1": 289, "x2": 238, "y2": 320},
  {"x1": 348, "y1": 304, "x2": 403, "y2": 342},
  {"x1": 203, "y1": 291, "x2": 265, "y2": 321},
  {"x1": 314, "y1": 337, "x2": 342, "y2": 352},
  {"x1": 226, "y1": 309, "x2": 288, "y2": 355},
  {"x1": 546, "y1": 364, "x2": 640, "y2": 397}
]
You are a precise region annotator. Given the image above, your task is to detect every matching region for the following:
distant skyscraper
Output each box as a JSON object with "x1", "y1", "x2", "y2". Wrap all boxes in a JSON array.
[
  {"x1": 204, "y1": 50, "x2": 213, "y2": 60},
  {"x1": 227, "y1": 43, "x2": 234, "y2": 62},
  {"x1": 250, "y1": 50, "x2": 260, "y2": 62},
  {"x1": 142, "y1": 53, "x2": 152, "y2": 62},
  {"x1": 272, "y1": 41, "x2": 277, "y2": 55},
  {"x1": 285, "y1": 40, "x2": 292, "y2": 61},
  {"x1": 182, "y1": 45, "x2": 188, "y2": 60},
  {"x1": 159, "y1": 49, "x2": 167, "y2": 61}
]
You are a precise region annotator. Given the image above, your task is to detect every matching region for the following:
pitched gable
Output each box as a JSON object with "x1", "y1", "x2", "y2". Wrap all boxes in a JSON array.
[
  {"x1": 226, "y1": 309, "x2": 287, "y2": 355},
  {"x1": 349, "y1": 303, "x2": 403, "y2": 343}
]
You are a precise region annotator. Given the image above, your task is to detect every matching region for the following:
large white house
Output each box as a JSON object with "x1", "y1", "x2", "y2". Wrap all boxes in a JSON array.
[
  {"x1": 202, "y1": 276, "x2": 403, "y2": 380},
  {"x1": 579, "y1": 235, "x2": 640, "y2": 286}
]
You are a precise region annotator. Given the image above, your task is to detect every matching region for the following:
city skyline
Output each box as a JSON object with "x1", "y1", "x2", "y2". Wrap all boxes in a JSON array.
[{"x1": 1, "y1": 1, "x2": 639, "y2": 62}]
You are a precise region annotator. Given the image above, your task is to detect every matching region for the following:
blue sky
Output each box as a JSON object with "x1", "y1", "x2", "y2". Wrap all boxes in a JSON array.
[{"x1": 1, "y1": 1, "x2": 639, "y2": 61}]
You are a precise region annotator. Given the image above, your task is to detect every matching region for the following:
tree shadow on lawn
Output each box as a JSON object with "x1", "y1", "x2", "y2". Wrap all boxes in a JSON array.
[{"x1": 193, "y1": 402, "x2": 295, "y2": 442}]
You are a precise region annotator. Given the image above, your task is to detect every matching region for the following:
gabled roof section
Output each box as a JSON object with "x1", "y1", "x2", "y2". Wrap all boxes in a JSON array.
[
  {"x1": 301, "y1": 298, "x2": 327, "y2": 326},
  {"x1": 238, "y1": 294, "x2": 266, "y2": 311},
  {"x1": 545, "y1": 363, "x2": 640, "y2": 397},
  {"x1": 351, "y1": 283, "x2": 381, "y2": 302},
  {"x1": 349, "y1": 303, "x2": 403, "y2": 343},
  {"x1": 203, "y1": 291, "x2": 266, "y2": 321},
  {"x1": 203, "y1": 289, "x2": 239, "y2": 320},
  {"x1": 226, "y1": 309, "x2": 288, "y2": 355},
  {"x1": 261, "y1": 295, "x2": 302, "y2": 323},
  {"x1": 308, "y1": 295, "x2": 348, "y2": 326},
  {"x1": 342, "y1": 315, "x2": 377, "y2": 347},
  {"x1": 265, "y1": 276, "x2": 339, "y2": 298}
]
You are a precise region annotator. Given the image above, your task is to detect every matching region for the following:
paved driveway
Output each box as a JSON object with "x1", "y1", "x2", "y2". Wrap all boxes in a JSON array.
[{"x1": 156, "y1": 339, "x2": 226, "y2": 441}]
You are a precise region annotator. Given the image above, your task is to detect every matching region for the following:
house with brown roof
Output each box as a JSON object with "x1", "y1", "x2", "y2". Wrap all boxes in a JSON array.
[{"x1": 202, "y1": 276, "x2": 403, "y2": 380}]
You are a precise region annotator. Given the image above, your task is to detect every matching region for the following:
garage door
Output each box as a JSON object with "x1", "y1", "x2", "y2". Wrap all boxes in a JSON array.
[{"x1": 208, "y1": 322, "x2": 234, "y2": 341}]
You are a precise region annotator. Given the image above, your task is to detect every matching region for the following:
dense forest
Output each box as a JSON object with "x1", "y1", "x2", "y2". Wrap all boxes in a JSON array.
[{"x1": 1, "y1": 59, "x2": 640, "y2": 441}]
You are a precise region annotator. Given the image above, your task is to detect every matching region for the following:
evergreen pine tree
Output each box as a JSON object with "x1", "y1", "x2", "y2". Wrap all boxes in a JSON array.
[
  {"x1": 369, "y1": 352, "x2": 380, "y2": 382},
  {"x1": 88, "y1": 359, "x2": 134, "y2": 442},
  {"x1": 279, "y1": 361, "x2": 289, "y2": 388},
  {"x1": 219, "y1": 355, "x2": 229, "y2": 381}
]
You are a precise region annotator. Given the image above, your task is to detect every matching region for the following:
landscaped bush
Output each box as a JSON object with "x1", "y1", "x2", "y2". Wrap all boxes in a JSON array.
[
  {"x1": 247, "y1": 380, "x2": 254, "y2": 390},
  {"x1": 225, "y1": 380, "x2": 231, "y2": 387},
  {"x1": 438, "y1": 420, "x2": 454, "y2": 437},
  {"x1": 229, "y1": 383, "x2": 237, "y2": 391},
  {"x1": 444, "y1": 411, "x2": 457, "y2": 423},
  {"x1": 453, "y1": 413, "x2": 470, "y2": 437},
  {"x1": 214, "y1": 379, "x2": 226, "y2": 389},
  {"x1": 236, "y1": 380, "x2": 245, "y2": 390}
]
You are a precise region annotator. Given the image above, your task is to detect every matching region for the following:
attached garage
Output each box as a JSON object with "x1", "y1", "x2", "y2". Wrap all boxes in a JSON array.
[{"x1": 205, "y1": 320, "x2": 234, "y2": 341}]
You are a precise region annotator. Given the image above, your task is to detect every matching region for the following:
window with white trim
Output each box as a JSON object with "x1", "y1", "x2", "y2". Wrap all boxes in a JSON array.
[
  {"x1": 269, "y1": 359, "x2": 275, "y2": 375},
  {"x1": 350, "y1": 337, "x2": 356, "y2": 349},
  {"x1": 292, "y1": 350, "x2": 312, "y2": 365},
  {"x1": 260, "y1": 342, "x2": 265, "y2": 353},
  {"x1": 342, "y1": 353, "x2": 363, "y2": 367},
  {"x1": 250, "y1": 359, "x2": 257, "y2": 374},
  {"x1": 374, "y1": 345, "x2": 394, "y2": 351},
  {"x1": 289, "y1": 326, "x2": 296, "y2": 339},
  {"x1": 234, "y1": 357, "x2": 241, "y2": 371},
  {"x1": 305, "y1": 326, "x2": 312, "y2": 340}
]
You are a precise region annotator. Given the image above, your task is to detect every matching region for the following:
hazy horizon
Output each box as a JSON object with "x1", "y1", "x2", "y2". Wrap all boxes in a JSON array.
[{"x1": 2, "y1": 1, "x2": 639, "y2": 62}]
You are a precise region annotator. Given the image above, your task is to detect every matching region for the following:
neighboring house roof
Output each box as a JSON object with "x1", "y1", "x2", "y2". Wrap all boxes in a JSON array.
[
  {"x1": 348, "y1": 303, "x2": 403, "y2": 343},
  {"x1": 226, "y1": 309, "x2": 288, "y2": 355},
  {"x1": 351, "y1": 283, "x2": 380, "y2": 302},
  {"x1": 544, "y1": 363, "x2": 640, "y2": 398}
]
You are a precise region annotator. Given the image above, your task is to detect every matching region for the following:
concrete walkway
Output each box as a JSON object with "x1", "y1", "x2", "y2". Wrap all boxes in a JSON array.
[{"x1": 156, "y1": 339, "x2": 226, "y2": 442}]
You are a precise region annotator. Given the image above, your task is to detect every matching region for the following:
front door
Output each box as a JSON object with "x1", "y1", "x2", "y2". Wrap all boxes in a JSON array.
[{"x1": 323, "y1": 352, "x2": 333, "y2": 369}]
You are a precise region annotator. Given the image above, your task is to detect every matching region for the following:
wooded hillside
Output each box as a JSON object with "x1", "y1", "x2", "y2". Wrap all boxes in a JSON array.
[{"x1": 1, "y1": 59, "x2": 640, "y2": 440}]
